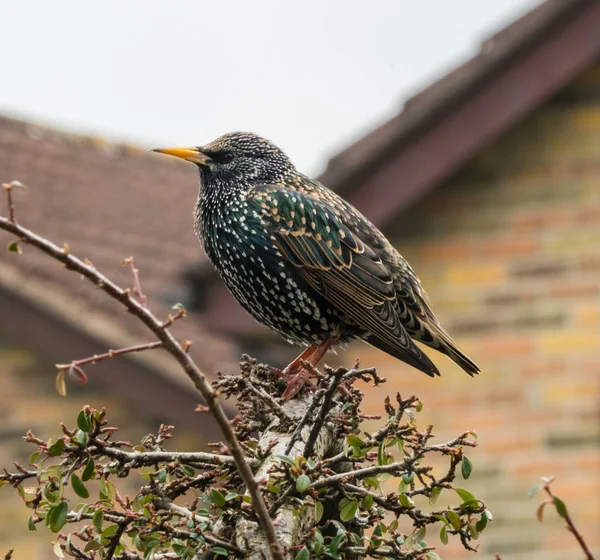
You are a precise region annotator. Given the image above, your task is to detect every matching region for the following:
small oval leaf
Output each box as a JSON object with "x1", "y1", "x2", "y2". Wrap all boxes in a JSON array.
[
  {"x1": 71, "y1": 473, "x2": 90, "y2": 499},
  {"x1": 339, "y1": 498, "x2": 358, "y2": 522},
  {"x1": 48, "y1": 502, "x2": 68, "y2": 533},
  {"x1": 295, "y1": 547, "x2": 310, "y2": 560},
  {"x1": 296, "y1": 474, "x2": 310, "y2": 493},
  {"x1": 461, "y1": 456, "x2": 473, "y2": 479}
]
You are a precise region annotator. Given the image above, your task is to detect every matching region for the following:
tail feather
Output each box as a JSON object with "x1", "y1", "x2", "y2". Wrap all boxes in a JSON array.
[
  {"x1": 365, "y1": 335, "x2": 441, "y2": 377},
  {"x1": 429, "y1": 328, "x2": 480, "y2": 376}
]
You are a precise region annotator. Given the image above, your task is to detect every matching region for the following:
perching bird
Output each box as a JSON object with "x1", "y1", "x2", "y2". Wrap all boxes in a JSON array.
[{"x1": 153, "y1": 132, "x2": 479, "y2": 398}]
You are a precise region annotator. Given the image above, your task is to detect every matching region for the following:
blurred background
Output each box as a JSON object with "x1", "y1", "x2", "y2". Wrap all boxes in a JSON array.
[{"x1": 0, "y1": 0, "x2": 599, "y2": 558}]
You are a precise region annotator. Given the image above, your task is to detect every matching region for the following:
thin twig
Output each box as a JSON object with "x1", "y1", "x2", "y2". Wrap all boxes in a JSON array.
[
  {"x1": 122, "y1": 256, "x2": 147, "y2": 306},
  {"x1": 303, "y1": 367, "x2": 345, "y2": 458},
  {"x1": 56, "y1": 341, "x2": 163, "y2": 371},
  {"x1": 310, "y1": 460, "x2": 417, "y2": 489},
  {"x1": 94, "y1": 445, "x2": 259, "y2": 468},
  {"x1": 104, "y1": 518, "x2": 132, "y2": 560},
  {"x1": 543, "y1": 479, "x2": 595, "y2": 560},
  {"x1": 284, "y1": 387, "x2": 325, "y2": 455},
  {"x1": 0, "y1": 214, "x2": 284, "y2": 560},
  {"x1": 2, "y1": 181, "x2": 24, "y2": 223},
  {"x1": 245, "y1": 381, "x2": 290, "y2": 422}
]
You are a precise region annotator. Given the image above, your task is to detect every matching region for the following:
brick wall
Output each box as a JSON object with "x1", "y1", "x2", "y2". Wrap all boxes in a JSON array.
[
  {"x1": 0, "y1": 336, "x2": 203, "y2": 559},
  {"x1": 350, "y1": 64, "x2": 600, "y2": 559}
]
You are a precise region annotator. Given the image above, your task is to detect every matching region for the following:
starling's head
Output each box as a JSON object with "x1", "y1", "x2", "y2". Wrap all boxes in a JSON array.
[{"x1": 152, "y1": 132, "x2": 296, "y2": 185}]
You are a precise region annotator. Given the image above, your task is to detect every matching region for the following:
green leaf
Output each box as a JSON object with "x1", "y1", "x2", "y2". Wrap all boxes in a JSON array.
[
  {"x1": 211, "y1": 547, "x2": 229, "y2": 557},
  {"x1": 296, "y1": 474, "x2": 310, "y2": 493},
  {"x1": 364, "y1": 477, "x2": 380, "y2": 490},
  {"x1": 429, "y1": 486, "x2": 442, "y2": 505},
  {"x1": 455, "y1": 488, "x2": 476, "y2": 503},
  {"x1": 74, "y1": 430, "x2": 88, "y2": 446},
  {"x1": 53, "y1": 539, "x2": 65, "y2": 558},
  {"x1": 339, "y1": 498, "x2": 358, "y2": 522},
  {"x1": 461, "y1": 456, "x2": 473, "y2": 479},
  {"x1": 48, "y1": 439, "x2": 65, "y2": 457},
  {"x1": 446, "y1": 510, "x2": 462, "y2": 531},
  {"x1": 48, "y1": 501, "x2": 68, "y2": 533},
  {"x1": 315, "y1": 501, "x2": 324, "y2": 522},
  {"x1": 475, "y1": 513, "x2": 488, "y2": 532},
  {"x1": 439, "y1": 525, "x2": 448, "y2": 545},
  {"x1": 347, "y1": 434, "x2": 364, "y2": 447},
  {"x1": 157, "y1": 468, "x2": 167, "y2": 484},
  {"x1": 361, "y1": 494, "x2": 374, "y2": 510},
  {"x1": 82, "y1": 459, "x2": 95, "y2": 481},
  {"x1": 398, "y1": 493, "x2": 413, "y2": 507},
  {"x1": 29, "y1": 451, "x2": 41, "y2": 465},
  {"x1": 553, "y1": 496, "x2": 568, "y2": 519},
  {"x1": 312, "y1": 530, "x2": 324, "y2": 556},
  {"x1": 329, "y1": 529, "x2": 346, "y2": 553},
  {"x1": 295, "y1": 547, "x2": 310, "y2": 560},
  {"x1": 181, "y1": 465, "x2": 195, "y2": 477},
  {"x1": 77, "y1": 410, "x2": 91, "y2": 433},
  {"x1": 69, "y1": 473, "x2": 90, "y2": 499},
  {"x1": 70, "y1": 473, "x2": 89, "y2": 499},
  {"x1": 84, "y1": 540, "x2": 102, "y2": 553},
  {"x1": 100, "y1": 524, "x2": 119, "y2": 545},
  {"x1": 209, "y1": 488, "x2": 226, "y2": 507},
  {"x1": 384, "y1": 437, "x2": 397, "y2": 448},
  {"x1": 28, "y1": 516, "x2": 37, "y2": 532},
  {"x1": 7, "y1": 241, "x2": 22, "y2": 254},
  {"x1": 274, "y1": 454, "x2": 296, "y2": 466},
  {"x1": 528, "y1": 485, "x2": 541, "y2": 498},
  {"x1": 93, "y1": 508, "x2": 104, "y2": 532}
]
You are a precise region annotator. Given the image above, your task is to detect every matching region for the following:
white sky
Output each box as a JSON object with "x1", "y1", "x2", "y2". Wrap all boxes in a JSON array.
[{"x1": 1, "y1": 0, "x2": 541, "y2": 174}]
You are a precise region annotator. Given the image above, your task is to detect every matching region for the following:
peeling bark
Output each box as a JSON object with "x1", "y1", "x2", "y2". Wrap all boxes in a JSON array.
[{"x1": 234, "y1": 395, "x2": 344, "y2": 559}]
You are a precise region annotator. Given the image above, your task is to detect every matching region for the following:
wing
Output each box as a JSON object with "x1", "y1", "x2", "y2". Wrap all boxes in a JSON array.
[{"x1": 246, "y1": 184, "x2": 439, "y2": 376}]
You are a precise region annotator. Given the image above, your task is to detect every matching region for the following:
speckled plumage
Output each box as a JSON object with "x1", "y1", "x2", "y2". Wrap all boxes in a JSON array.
[{"x1": 155, "y1": 132, "x2": 479, "y2": 379}]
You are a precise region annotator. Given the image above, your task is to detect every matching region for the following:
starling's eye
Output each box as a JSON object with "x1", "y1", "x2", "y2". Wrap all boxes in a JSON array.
[{"x1": 212, "y1": 151, "x2": 234, "y2": 164}]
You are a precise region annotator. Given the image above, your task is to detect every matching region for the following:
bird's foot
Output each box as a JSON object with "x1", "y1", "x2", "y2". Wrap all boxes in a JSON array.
[
  {"x1": 280, "y1": 363, "x2": 319, "y2": 401},
  {"x1": 275, "y1": 340, "x2": 335, "y2": 401}
]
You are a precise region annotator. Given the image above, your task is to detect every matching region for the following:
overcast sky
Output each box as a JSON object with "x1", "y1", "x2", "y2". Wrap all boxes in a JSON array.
[{"x1": 1, "y1": 0, "x2": 540, "y2": 174}]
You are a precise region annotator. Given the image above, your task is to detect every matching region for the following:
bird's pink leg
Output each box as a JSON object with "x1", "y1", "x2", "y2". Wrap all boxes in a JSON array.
[
  {"x1": 274, "y1": 345, "x2": 319, "y2": 379},
  {"x1": 281, "y1": 339, "x2": 334, "y2": 401}
]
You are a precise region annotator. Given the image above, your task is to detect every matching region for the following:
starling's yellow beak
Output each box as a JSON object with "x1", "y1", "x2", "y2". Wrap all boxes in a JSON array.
[{"x1": 151, "y1": 147, "x2": 211, "y2": 166}]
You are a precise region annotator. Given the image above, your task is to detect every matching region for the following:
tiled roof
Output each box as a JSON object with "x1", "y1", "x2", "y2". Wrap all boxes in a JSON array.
[{"x1": 0, "y1": 116, "x2": 240, "y2": 381}]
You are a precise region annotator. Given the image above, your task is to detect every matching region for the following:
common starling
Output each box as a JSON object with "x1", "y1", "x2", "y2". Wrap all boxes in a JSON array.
[{"x1": 153, "y1": 132, "x2": 479, "y2": 397}]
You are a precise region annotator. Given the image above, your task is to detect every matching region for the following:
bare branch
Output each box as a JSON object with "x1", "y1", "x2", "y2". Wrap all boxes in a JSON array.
[
  {"x1": 541, "y1": 477, "x2": 596, "y2": 560},
  {"x1": 2, "y1": 180, "x2": 25, "y2": 223},
  {"x1": 95, "y1": 445, "x2": 258, "y2": 469},
  {"x1": 303, "y1": 367, "x2": 345, "y2": 458},
  {"x1": 122, "y1": 256, "x2": 147, "y2": 306},
  {"x1": 56, "y1": 341, "x2": 163, "y2": 379},
  {"x1": 0, "y1": 213, "x2": 284, "y2": 560}
]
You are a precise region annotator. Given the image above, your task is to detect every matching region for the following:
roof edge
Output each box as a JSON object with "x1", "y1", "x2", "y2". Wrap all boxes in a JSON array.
[{"x1": 319, "y1": 0, "x2": 591, "y2": 193}]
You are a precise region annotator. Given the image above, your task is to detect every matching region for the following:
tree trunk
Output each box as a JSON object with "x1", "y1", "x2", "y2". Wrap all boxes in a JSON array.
[{"x1": 234, "y1": 395, "x2": 343, "y2": 559}]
